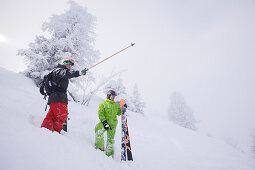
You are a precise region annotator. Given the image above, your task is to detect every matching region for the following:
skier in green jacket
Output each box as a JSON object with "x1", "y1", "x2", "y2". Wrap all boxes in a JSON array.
[{"x1": 95, "y1": 90, "x2": 123, "y2": 157}]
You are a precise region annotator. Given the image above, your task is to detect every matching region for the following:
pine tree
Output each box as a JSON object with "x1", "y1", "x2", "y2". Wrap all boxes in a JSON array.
[
  {"x1": 18, "y1": 1, "x2": 99, "y2": 101},
  {"x1": 128, "y1": 84, "x2": 145, "y2": 114},
  {"x1": 168, "y1": 91, "x2": 197, "y2": 131},
  {"x1": 252, "y1": 131, "x2": 255, "y2": 157}
]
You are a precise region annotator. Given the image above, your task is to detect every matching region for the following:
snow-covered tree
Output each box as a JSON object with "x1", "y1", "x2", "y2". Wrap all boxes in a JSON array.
[
  {"x1": 18, "y1": 1, "x2": 99, "y2": 101},
  {"x1": 103, "y1": 77, "x2": 127, "y2": 102},
  {"x1": 168, "y1": 91, "x2": 197, "y2": 131},
  {"x1": 252, "y1": 131, "x2": 255, "y2": 157},
  {"x1": 103, "y1": 79, "x2": 145, "y2": 114},
  {"x1": 127, "y1": 84, "x2": 145, "y2": 114}
]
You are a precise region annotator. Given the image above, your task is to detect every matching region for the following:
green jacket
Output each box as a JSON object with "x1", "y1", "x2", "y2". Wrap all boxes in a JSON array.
[{"x1": 98, "y1": 99, "x2": 122, "y2": 128}]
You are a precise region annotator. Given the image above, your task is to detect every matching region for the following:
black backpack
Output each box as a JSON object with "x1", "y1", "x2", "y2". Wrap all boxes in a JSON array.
[
  {"x1": 39, "y1": 71, "x2": 54, "y2": 96},
  {"x1": 39, "y1": 69, "x2": 65, "y2": 97}
]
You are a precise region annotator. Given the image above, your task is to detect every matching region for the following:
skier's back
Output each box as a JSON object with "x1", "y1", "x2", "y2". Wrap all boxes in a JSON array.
[{"x1": 41, "y1": 59, "x2": 87, "y2": 133}]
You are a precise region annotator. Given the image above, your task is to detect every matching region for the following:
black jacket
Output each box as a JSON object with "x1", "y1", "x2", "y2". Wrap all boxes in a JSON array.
[{"x1": 48, "y1": 64, "x2": 80, "y2": 104}]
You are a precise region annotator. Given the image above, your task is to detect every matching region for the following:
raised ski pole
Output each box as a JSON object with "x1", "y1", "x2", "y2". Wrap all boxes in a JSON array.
[{"x1": 87, "y1": 43, "x2": 135, "y2": 70}]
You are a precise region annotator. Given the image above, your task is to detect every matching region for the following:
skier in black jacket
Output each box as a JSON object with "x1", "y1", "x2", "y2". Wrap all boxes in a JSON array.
[{"x1": 41, "y1": 59, "x2": 87, "y2": 133}]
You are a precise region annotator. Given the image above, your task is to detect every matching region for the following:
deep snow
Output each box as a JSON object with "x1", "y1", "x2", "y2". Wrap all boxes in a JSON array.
[{"x1": 0, "y1": 67, "x2": 254, "y2": 170}]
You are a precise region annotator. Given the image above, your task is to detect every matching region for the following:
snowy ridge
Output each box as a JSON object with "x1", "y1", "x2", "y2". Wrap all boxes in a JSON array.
[{"x1": 0, "y1": 67, "x2": 254, "y2": 170}]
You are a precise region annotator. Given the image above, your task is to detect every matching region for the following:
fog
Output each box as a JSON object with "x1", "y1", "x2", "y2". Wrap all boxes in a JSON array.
[{"x1": 1, "y1": 0, "x2": 255, "y2": 151}]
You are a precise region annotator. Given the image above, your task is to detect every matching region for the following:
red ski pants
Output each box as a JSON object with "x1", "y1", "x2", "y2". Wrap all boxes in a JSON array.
[{"x1": 41, "y1": 102, "x2": 68, "y2": 133}]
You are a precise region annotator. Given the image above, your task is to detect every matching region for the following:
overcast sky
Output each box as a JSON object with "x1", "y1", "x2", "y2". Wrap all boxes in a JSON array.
[{"x1": 1, "y1": 0, "x2": 255, "y2": 148}]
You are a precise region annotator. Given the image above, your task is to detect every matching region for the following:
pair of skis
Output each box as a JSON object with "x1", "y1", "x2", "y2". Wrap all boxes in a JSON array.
[{"x1": 120, "y1": 99, "x2": 133, "y2": 161}]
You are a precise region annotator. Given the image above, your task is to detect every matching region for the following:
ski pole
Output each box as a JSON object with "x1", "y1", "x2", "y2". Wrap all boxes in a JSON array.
[{"x1": 87, "y1": 43, "x2": 135, "y2": 70}]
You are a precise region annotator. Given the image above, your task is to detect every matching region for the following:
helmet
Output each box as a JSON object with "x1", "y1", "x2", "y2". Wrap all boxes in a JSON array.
[
  {"x1": 107, "y1": 90, "x2": 117, "y2": 99},
  {"x1": 63, "y1": 59, "x2": 74, "y2": 65}
]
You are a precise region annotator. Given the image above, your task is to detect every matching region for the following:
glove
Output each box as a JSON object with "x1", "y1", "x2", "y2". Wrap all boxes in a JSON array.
[
  {"x1": 80, "y1": 68, "x2": 88, "y2": 75},
  {"x1": 102, "y1": 120, "x2": 112, "y2": 130},
  {"x1": 121, "y1": 104, "x2": 127, "y2": 112}
]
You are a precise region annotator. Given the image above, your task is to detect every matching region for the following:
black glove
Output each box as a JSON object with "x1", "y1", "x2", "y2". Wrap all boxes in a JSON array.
[
  {"x1": 102, "y1": 120, "x2": 112, "y2": 130},
  {"x1": 121, "y1": 103, "x2": 127, "y2": 112}
]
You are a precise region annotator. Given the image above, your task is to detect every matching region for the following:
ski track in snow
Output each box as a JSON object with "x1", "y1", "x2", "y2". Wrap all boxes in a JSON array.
[{"x1": 0, "y1": 67, "x2": 254, "y2": 170}]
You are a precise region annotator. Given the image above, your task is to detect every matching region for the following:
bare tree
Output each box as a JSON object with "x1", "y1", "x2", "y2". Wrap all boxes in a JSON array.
[{"x1": 82, "y1": 69, "x2": 127, "y2": 106}]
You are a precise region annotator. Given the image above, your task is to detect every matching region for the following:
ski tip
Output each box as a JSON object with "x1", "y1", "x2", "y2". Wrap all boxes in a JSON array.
[
  {"x1": 131, "y1": 43, "x2": 135, "y2": 46},
  {"x1": 120, "y1": 99, "x2": 125, "y2": 107}
]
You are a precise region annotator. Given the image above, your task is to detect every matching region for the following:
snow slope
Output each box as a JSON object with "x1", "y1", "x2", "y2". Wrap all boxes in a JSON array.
[{"x1": 0, "y1": 67, "x2": 254, "y2": 170}]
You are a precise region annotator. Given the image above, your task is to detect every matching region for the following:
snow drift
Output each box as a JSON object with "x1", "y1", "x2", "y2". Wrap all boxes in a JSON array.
[{"x1": 0, "y1": 67, "x2": 254, "y2": 170}]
